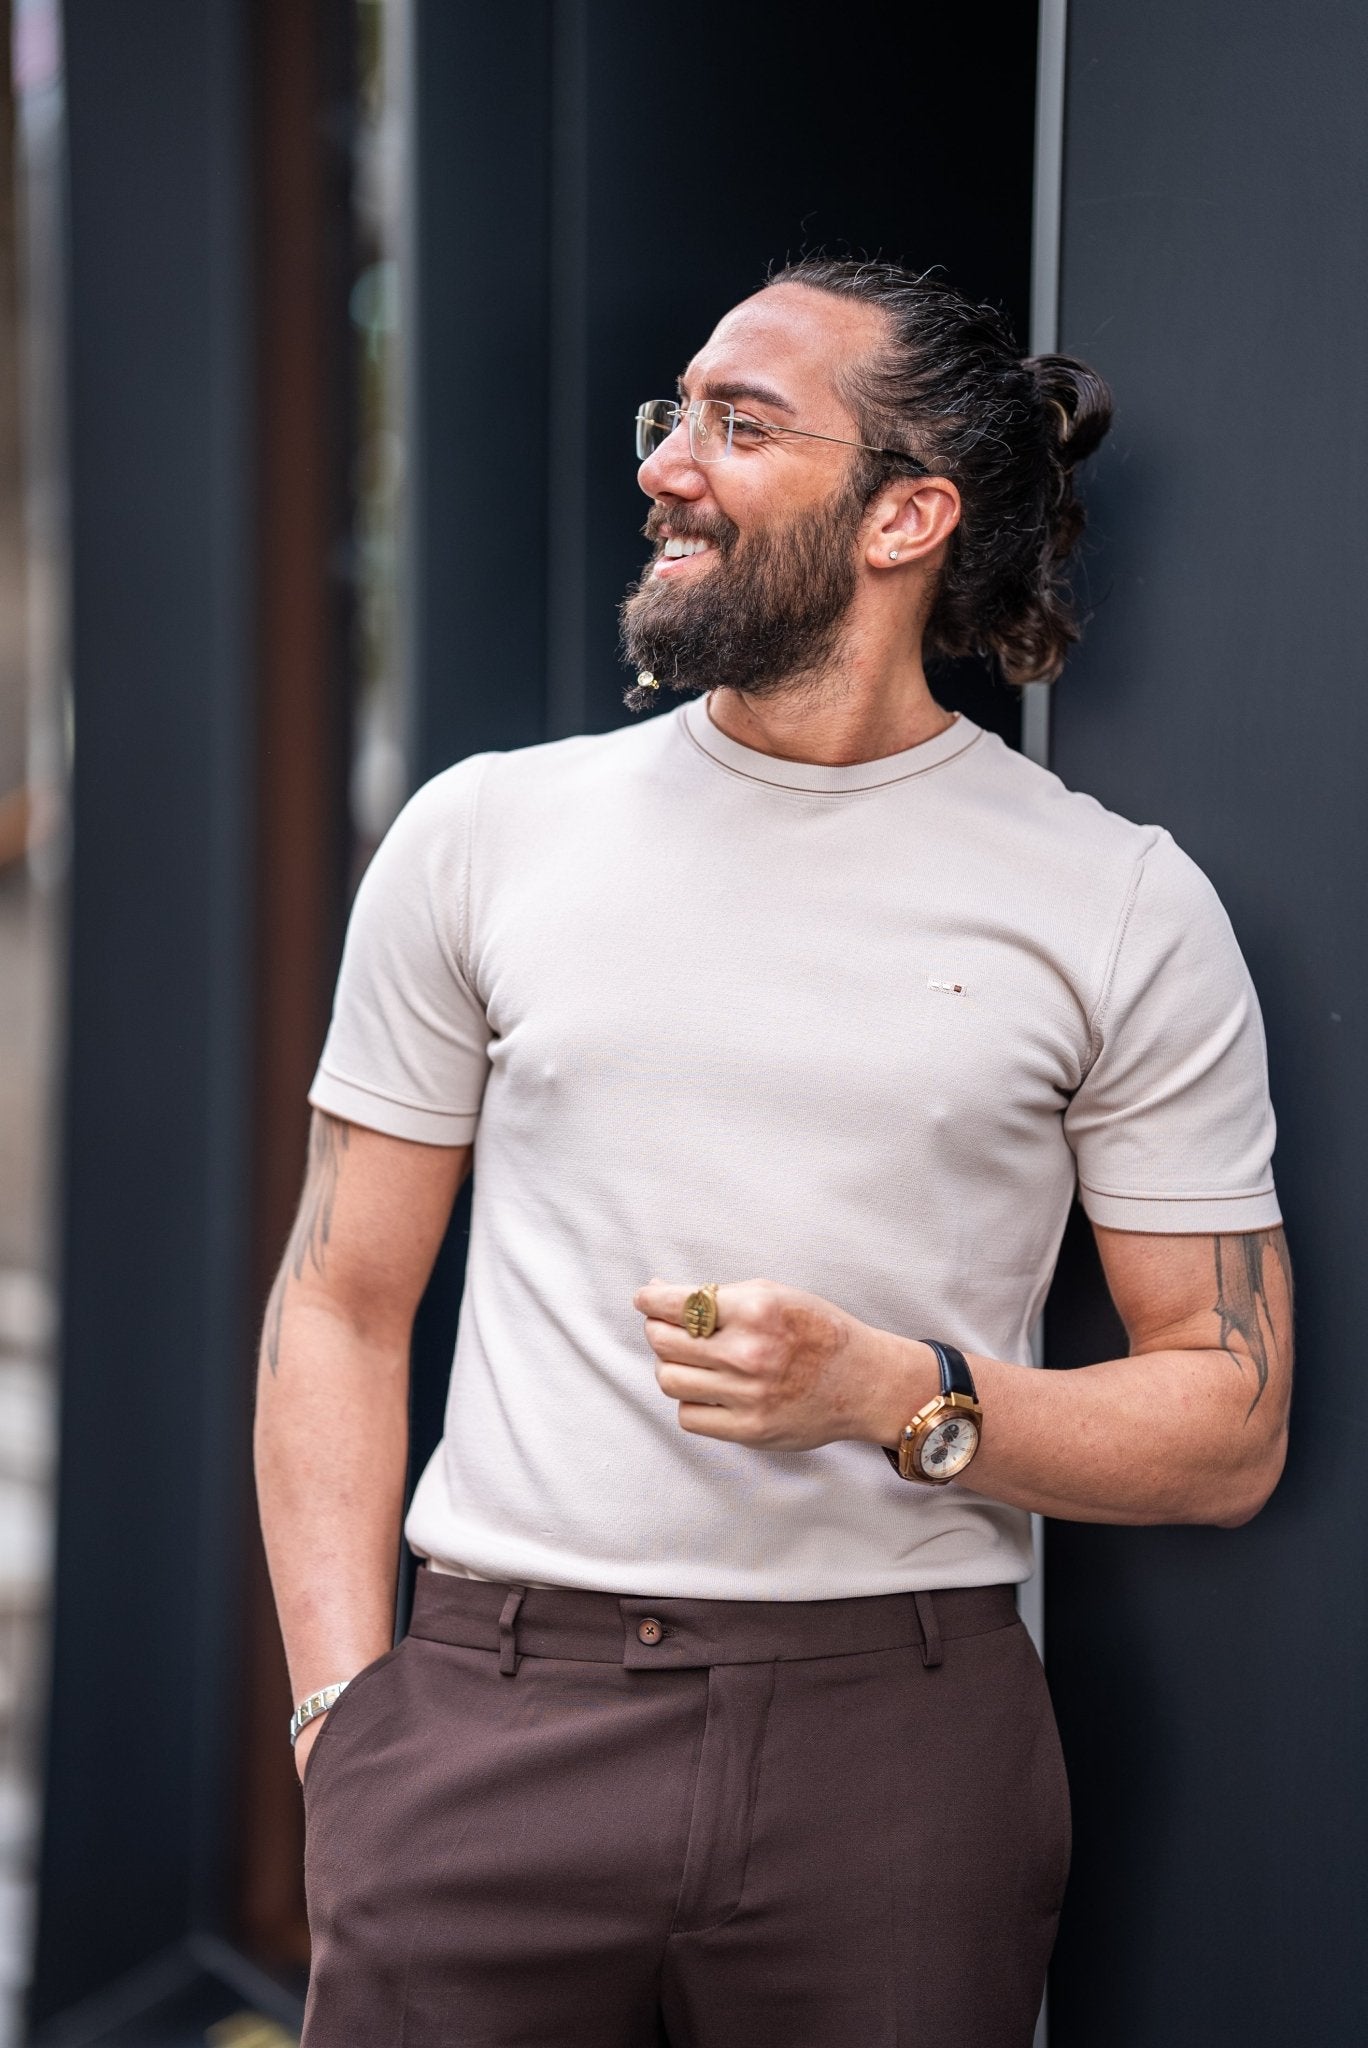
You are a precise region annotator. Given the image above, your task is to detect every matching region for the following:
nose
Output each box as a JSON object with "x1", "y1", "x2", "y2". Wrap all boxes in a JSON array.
[{"x1": 637, "y1": 418, "x2": 708, "y2": 504}]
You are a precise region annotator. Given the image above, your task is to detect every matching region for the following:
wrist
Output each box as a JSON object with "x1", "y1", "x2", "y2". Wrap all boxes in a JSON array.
[
  {"x1": 856, "y1": 1329, "x2": 941, "y2": 1446},
  {"x1": 292, "y1": 1711, "x2": 326, "y2": 1782},
  {"x1": 290, "y1": 1677, "x2": 354, "y2": 1748}
]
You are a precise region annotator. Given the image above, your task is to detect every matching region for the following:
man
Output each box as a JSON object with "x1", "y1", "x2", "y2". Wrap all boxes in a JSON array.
[{"x1": 256, "y1": 258, "x2": 1291, "y2": 2047}]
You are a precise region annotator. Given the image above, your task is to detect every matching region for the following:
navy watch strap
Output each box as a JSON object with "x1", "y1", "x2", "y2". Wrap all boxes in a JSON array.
[
  {"x1": 921, "y1": 1340, "x2": 977, "y2": 1402},
  {"x1": 882, "y1": 1341, "x2": 978, "y2": 1472}
]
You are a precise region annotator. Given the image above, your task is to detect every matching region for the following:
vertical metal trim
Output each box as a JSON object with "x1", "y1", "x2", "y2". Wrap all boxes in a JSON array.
[
  {"x1": 398, "y1": 0, "x2": 424, "y2": 791},
  {"x1": 545, "y1": 0, "x2": 589, "y2": 739},
  {"x1": 392, "y1": 0, "x2": 418, "y2": 800},
  {"x1": 1025, "y1": 15, "x2": 1067, "y2": 2041},
  {"x1": 1030, "y1": 0, "x2": 1068, "y2": 360},
  {"x1": 1024, "y1": 0, "x2": 1069, "y2": 1638},
  {"x1": 1021, "y1": 0, "x2": 1068, "y2": 775}
]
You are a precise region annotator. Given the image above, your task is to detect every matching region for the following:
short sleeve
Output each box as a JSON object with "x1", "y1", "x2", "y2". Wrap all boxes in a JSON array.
[
  {"x1": 307, "y1": 754, "x2": 494, "y2": 1146},
  {"x1": 1063, "y1": 830, "x2": 1281, "y2": 1233}
]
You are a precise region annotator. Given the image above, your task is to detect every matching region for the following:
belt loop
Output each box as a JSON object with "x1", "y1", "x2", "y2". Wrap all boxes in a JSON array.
[
  {"x1": 913, "y1": 1590, "x2": 943, "y2": 1669},
  {"x1": 498, "y1": 1587, "x2": 526, "y2": 1676}
]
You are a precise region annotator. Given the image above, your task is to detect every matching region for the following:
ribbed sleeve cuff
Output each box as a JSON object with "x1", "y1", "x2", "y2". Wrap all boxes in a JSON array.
[
  {"x1": 307, "y1": 1067, "x2": 481, "y2": 1146},
  {"x1": 1078, "y1": 1182, "x2": 1282, "y2": 1234}
]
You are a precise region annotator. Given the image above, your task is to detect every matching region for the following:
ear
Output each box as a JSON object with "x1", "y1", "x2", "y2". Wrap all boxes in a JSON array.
[{"x1": 864, "y1": 476, "x2": 962, "y2": 572}]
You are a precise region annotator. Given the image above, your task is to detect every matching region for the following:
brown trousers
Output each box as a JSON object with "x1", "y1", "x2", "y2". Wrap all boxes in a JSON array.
[{"x1": 300, "y1": 1564, "x2": 1069, "y2": 2047}]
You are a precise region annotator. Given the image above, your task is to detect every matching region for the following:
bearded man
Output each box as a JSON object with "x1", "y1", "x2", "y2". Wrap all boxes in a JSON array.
[{"x1": 257, "y1": 258, "x2": 1291, "y2": 2048}]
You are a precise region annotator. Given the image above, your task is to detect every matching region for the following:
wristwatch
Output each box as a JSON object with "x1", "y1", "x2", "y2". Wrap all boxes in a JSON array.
[{"x1": 883, "y1": 1341, "x2": 983, "y2": 1484}]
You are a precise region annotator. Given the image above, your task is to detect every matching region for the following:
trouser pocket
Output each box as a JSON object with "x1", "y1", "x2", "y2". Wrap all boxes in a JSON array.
[{"x1": 301, "y1": 1638, "x2": 407, "y2": 1802}]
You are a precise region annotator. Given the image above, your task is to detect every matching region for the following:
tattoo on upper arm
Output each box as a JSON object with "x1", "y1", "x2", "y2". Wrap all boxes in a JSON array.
[
  {"x1": 263, "y1": 1114, "x2": 351, "y2": 1375},
  {"x1": 1213, "y1": 1228, "x2": 1292, "y2": 1418}
]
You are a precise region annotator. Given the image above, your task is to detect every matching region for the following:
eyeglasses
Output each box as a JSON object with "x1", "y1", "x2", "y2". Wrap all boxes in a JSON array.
[{"x1": 635, "y1": 398, "x2": 929, "y2": 473}]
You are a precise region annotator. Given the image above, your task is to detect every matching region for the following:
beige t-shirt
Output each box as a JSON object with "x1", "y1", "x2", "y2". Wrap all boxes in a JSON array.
[{"x1": 308, "y1": 696, "x2": 1280, "y2": 1598}]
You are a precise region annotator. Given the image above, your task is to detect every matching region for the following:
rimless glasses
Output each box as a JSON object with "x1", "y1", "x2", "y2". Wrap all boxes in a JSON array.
[{"x1": 635, "y1": 398, "x2": 930, "y2": 472}]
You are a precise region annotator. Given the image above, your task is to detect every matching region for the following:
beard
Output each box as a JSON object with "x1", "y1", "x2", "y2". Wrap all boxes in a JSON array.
[{"x1": 618, "y1": 480, "x2": 868, "y2": 711}]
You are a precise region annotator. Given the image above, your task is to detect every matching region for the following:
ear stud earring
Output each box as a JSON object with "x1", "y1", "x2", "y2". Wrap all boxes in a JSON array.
[
  {"x1": 889, "y1": 550, "x2": 900, "y2": 561},
  {"x1": 636, "y1": 671, "x2": 659, "y2": 690}
]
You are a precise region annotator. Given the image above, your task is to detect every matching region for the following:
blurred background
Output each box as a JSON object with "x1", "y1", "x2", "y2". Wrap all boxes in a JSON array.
[{"x1": 0, "y1": 1, "x2": 1363, "y2": 2044}]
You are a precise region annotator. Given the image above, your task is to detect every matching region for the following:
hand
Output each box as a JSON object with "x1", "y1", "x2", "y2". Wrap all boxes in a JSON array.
[
  {"x1": 293, "y1": 1712, "x2": 325, "y2": 1786},
  {"x1": 633, "y1": 1276, "x2": 903, "y2": 1452}
]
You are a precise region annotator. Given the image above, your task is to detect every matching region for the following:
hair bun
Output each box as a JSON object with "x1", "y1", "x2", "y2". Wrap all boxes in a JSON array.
[
  {"x1": 1024, "y1": 353, "x2": 1113, "y2": 468},
  {"x1": 762, "y1": 257, "x2": 1115, "y2": 684}
]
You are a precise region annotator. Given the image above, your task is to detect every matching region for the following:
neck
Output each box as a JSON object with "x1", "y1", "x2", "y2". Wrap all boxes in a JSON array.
[{"x1": 706, "y1": 648, "x2": 954, "y2": 768}]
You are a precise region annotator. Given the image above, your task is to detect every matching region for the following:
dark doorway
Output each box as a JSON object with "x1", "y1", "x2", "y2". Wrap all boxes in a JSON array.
[{"x1": 404, "y1": 0, "x2": 1042, "y2": 1605}]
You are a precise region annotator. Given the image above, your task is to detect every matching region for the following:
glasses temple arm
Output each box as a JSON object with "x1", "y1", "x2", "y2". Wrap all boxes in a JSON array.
[
  {"x1": 793, "y1": 426, "x2": 930, "y2": 473},
  {"x1": 636, "y1": 406, "x2": 930, "y2": 474}
]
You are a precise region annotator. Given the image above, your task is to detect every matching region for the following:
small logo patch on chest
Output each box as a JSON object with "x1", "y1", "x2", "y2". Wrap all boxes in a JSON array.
[{"x1": 927, "y1": 978, "x2": 967, "y2": 996}]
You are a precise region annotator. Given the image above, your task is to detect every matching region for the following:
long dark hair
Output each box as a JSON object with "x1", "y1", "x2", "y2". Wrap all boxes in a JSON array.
[{"x1": 768, "y1": 257, "x2": 1113, "y2": 684}]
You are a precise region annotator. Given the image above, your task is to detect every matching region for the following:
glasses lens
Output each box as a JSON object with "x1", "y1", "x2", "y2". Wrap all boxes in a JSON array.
[
  {"x1": 689, "y1": 400, "x2": 732, "y2": 463},
  {"x1": 635, "y1": 400, "x2": 678, "y2": 460}
]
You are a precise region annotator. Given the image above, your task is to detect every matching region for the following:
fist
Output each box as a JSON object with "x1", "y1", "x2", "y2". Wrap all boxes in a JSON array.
[{"x1": 632, "y1": 1277, "x2": 889, "y2": 1452}]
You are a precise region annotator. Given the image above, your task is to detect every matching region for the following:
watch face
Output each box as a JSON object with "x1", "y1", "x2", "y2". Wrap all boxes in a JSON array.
[{"x1": 919, "y1": 1413, "x2": 980, "y2": 1479}]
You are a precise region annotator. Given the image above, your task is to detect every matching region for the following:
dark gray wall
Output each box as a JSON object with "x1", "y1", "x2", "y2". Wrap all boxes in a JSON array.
[{"x1": 1046, "y1": 3, "x2": 1368, "y2": 2041}]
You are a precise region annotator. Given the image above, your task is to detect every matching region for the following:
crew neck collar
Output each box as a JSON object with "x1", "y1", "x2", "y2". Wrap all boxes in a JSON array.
[{"x1": 679, "y1": 692, "x2": 981, "y2": 793}]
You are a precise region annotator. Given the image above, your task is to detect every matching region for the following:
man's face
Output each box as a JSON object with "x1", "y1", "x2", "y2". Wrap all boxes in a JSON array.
[{"x1": 619, "y1": 285, "x2": 891, "y2": 700}]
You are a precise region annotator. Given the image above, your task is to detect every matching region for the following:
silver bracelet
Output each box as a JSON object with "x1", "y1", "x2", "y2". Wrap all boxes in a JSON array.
[{"x1": 289, "y1": 1679, "x2": 351, "y2": 1748}]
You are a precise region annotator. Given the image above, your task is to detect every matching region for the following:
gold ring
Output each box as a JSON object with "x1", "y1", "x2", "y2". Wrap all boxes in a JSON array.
[{"x1": 683, "y1": 1283, "x2": 720, "y2": 1340}]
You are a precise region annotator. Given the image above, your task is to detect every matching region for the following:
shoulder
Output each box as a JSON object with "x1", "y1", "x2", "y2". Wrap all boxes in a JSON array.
[
  {"x1": 478, "y1": 711, "x2": 679, "y2": 803},
  {"x1": 360, "y1": 715, "x2": 666, "y2": 873},
  {"x1": 956, "y1": 728, "x2": 1156, "y2": 864},
  {"x1": 957, "y1": 727, "x2": 1228, "y2": 916},
  {"x1": 403, "y1": 713, "x2": 676, "y2": 830},
  {"x1": 945, "y1": 730, "x2": 1247, "y2": 1022}
]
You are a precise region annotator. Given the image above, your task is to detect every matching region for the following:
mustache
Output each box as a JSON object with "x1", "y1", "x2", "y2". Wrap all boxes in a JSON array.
[{"x1": 642, "y1": 506, "x2": 739, "y2": 552}]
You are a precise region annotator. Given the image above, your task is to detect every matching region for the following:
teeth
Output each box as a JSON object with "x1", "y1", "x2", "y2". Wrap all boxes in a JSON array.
[{"x1": 661, "y1": 537, "x2": 713, "y2": 558}]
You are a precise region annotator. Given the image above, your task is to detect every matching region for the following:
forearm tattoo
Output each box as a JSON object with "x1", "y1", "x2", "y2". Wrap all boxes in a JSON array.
[
  {"x1": 264, "y1": 1113, "x2": 350, "y2": 1375},
  {"x1": 1213, "y1": 1228, "x2": 1292, "y2": 1418}
]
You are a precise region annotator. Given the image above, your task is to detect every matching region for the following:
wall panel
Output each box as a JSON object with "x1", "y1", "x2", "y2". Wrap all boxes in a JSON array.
[{"x1": 1047, "y1": 4, "x2": 1368, "y2": 2040}]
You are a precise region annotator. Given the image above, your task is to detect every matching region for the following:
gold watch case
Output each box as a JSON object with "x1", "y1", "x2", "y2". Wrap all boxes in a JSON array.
[{"x1": 894, "y1": 1391, "x2": 983, "y2": 1484}]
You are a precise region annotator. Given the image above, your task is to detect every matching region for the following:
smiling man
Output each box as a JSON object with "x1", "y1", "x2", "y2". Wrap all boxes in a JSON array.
[{"x1": 257, "y1": 259, "x2": 1291, "y2": 2048}]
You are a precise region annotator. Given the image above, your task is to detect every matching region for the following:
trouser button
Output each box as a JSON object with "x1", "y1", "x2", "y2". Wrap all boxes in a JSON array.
[{"x1": 637, "y1": 1618, "x2": 664, "y2": 1645}]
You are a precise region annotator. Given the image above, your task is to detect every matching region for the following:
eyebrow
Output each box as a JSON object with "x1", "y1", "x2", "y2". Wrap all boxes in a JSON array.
[{"x1": 675, "y1": 372, "x2": 797, "y2": 418}]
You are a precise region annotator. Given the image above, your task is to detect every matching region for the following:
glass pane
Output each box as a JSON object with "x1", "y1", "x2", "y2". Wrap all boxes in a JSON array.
[
  {"x1": 691, "y1": 399, "x2": 732, "y2": 461},
  {"x1": 1, "y1": 3, "x2": 66, "y2": 2039},
  {"x1": 635, "y1": 399, "x2": 676, "y2": 459}
]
